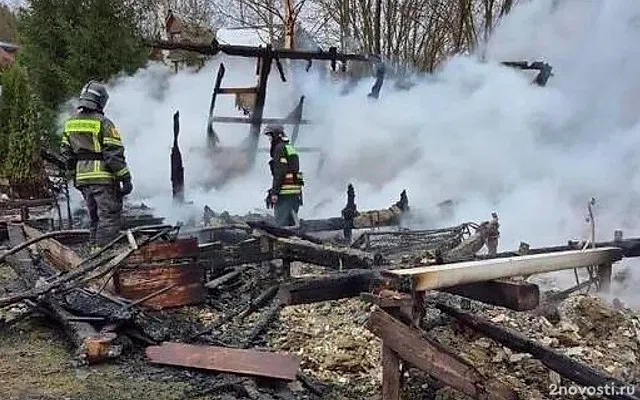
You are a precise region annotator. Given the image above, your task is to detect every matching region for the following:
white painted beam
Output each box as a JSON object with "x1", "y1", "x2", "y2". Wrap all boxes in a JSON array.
[{"x1": 383, "y1": 247, "x2": 623, "y2": 291}]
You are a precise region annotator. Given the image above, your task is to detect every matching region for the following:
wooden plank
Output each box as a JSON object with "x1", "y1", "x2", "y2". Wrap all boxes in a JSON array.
[
  {"x1": 385, "y1": 248, "x2": 622, "y2": 291},
  {"x1": 22, "y1": 224, "x2": 83, "y2": 271},
  {"x1": 366, "y1": 308, "x2": 517, "y2": 400},
  {"x1": 437, "y1": 303, "x2": 640, "y2": 400},
  {"x1": 145, "y1": 342, "x2": 300, "y2": 381},
  {"x1": 598, "y1": 262, "x2": 612, "y2": 293},
  {"x1": 442, "y1": 280, "x2": 540, "y2": 311},
  {"x1": 382, "y1": 344, "x2": 401, "y2": 400}
]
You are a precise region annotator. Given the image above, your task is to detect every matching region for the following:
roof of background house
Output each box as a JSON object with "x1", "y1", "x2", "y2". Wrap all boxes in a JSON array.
[
  {"x1": 0, "y1": 40, "x2": 19, "y2": 55},
  {"x1": 0, "y1": 46, "x2": 14, "y2": 65}
]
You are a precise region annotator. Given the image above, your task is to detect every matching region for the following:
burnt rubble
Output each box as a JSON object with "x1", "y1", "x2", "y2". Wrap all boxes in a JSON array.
[{"x1": 1, "y1": 189, "x2": 640, "y2": 400}]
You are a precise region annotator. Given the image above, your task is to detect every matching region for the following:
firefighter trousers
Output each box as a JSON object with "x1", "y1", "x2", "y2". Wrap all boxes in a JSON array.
[
  {"x1": 274, "y1": 194, "x2": 301, "y2": 227},
  {"x1": 79, "y1": 183, "x2": 123, "y2": 247}
]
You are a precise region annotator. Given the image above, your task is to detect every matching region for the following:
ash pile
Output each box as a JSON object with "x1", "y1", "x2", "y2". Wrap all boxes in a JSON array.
[{"x1": 1, "y1": 187, "x2": 640, "y2": 400}]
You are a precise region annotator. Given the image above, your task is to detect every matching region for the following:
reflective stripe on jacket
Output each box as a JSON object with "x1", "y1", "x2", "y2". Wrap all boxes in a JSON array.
[
  {"x1": 60, "y1": 112, "x2": 131, "y2": 186},
  {"x1": 278, "y1": 144, "x2": 302, "y2": 195}
]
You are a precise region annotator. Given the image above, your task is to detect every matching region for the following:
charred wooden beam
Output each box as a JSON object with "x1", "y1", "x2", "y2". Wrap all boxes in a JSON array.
[
  {"x1": 437, "y1": 303, "x2": 640, "y2": 400},
  {"x1": 341, "y1": 184, "x2": 357, "y2": 243},
  {"x1": 238, "y1": 284, "x2": 279, "y2": 320},
  {"x1": 0, "y1": 198, "x2": 54, "y2": 209},
  {"x1": 476, "y1": 237, "x2": 640, "y2": 259},
  {"x1": 3, "y1": 224, "x2": 120, "y2": 364},
  {"x1": 217, "y1": 87, "x2": 257, "y2": 94},
  {"x1": 243, "y1": 302, "x2": 283, "y2": 347},
  {"x1": 171, "y1": 110, "x2": 185, "y2": 204},
  {"x1": 278, "y1": 269, "x2": 375, "y2": 306},
  {"x1": 200, "y1": 234, "x2": 378, "y2": 270},
  {"x1": 246, "y1": 220, "x2": 323, "y2": 244},
  {"x1": 146, "y1": 342, "x2": 301, "y2": 381},
  {"x1": 300, "y1": 189, "x2": 409, "y2": 233},
  {"x1": 147, "y1": 39, "x2": 372, "y2": 63},
  {"x1": 366, "y1": 308, "x2": 517, "y2": 400},
  {"x1": 273, "y1": 236, "x2": 380, "y2": 268},
  {"x1": 204, "y1": 266, "x2": 248, "y2": 290},
  {"x1": 442, "y1": 280, "x2": 540, "y2": 311},
  {"x1": 211, "y1": 116, "x2": 311, "y2": 125}
]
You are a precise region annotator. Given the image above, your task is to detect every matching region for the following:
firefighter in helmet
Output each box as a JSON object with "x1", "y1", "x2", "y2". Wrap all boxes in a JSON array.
[
  {"x1": 60, "y1": 80, "x2": 133, "y2": 251},
  {"x1": 264, "y1": 125, "x2": 304, "y2": 226}
]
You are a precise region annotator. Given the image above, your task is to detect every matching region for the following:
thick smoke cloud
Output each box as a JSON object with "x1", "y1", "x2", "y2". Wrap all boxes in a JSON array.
[{"x1": 61, "y1": 0, "x2": 640, "y2": 300}]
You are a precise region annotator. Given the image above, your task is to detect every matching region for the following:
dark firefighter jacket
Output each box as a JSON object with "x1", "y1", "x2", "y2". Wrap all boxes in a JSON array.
[
  {"x1": 269, "y1": 140, "x2": 303, "y2": 196},
  {"x1": 60, "y1": 110, "x2": 131, "y2": 187}
]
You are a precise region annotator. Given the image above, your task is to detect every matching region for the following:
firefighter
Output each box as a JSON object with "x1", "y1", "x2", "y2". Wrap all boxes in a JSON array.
[
  {"x1": 263, "y1": 125, "x2": 303, "y2": 227},
  {"x1": 486, "y1": 212, "x2": 500, "y2": 256},
  {"x1": 60, "y1": 80, "x2": 133, "y2": 251}
]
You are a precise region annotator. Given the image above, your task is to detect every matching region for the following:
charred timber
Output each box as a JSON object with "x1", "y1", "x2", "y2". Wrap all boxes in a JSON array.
[
  {"x1": 3, "y1": 224, "x2": 120, "y2": 364},
  {"x1": 278, "y1": 269, "x2": 376, "y2": 306},
  {"x1": 242, "y1": 302, "x2": 283, "y2": 347},
  {"x1": 199, "y1": 235, "x2": 378, "y2": 270},
  {"x1": 0, "y1": 198, "x2": 54, "y2": 209},
  {"x1": 437, "y1": 303, "x2": 640, "y2": 400},
  {"x1": 475, "y1": 238, "x2": 640, "y2": 259},
  {"x1": 442, "y1": 280, "x2": 540, "y2": 311},
  {"x1": 204, "y1": 266, "x2": 248, "y2": 290},
  {"x1": 246, "y1": 220, "x2": 323, "y2": 244},
  {"x1": 147, "y1": 39, "x2": 373, "y2": 63},
  {"x1": 300, "y1": 189, "x2": 409, "y2": 233},
  {"x1": 366, "y1": 308, "x2": 517, "y2": 400},
  {"x1": 171, "y1": 110, "x2": 185, "y2": 204}
]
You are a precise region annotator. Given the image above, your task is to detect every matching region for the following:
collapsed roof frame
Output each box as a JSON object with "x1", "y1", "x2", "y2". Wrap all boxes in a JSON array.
[
  {"x1": 501, "y1": 60, "x2": 553, "y2": 86},
  {"x1": 149, "y1": 38, "x2": 386, "y2": 166}
]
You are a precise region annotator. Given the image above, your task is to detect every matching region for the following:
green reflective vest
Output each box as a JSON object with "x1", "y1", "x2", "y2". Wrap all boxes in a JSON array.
[{"x1": 61, "y1": 115, "x2": 130, "y2": 185}]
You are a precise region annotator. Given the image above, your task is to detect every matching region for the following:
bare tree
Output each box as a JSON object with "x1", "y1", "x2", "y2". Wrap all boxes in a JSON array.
[
  {"x1": 213, "y1": 0, "x2": 308, "y2": 47},
  {"x1": 306, "y1": 0, "x2": 523, "y2": 72}
]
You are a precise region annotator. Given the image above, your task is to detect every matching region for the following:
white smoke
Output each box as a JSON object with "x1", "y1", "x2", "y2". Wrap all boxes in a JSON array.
[{"x1": 63, "y1": 0, "x2": 640, "y2": 301}]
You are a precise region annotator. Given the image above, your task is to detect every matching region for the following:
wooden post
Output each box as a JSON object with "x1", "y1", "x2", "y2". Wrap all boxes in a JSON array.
[
  {"x1": 597, "y1": 262, "x2": 612, "y2": 293},
  {"x1": 20, "y1": 206, "x2": 29, "y2": 221},
  {"x1": 282, "y1": 258, "x2": 291, "y2": 280},
  {"x1": 382, "y1": 344, "x2": 401, "y2": 400},
  {"x1": 171, "y1": 110, "x2": 185, "y2": 204},
  {"x1": 411, "y1": 281, "x2": 425, "y2": 328}
]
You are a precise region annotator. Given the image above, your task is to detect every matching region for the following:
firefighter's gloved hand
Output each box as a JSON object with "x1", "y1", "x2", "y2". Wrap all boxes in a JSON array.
[
  {"x1": 120, "y1": 179, "x2": 133, "y2": 196},
  {"x1": 265, "y1": 191, "x2": 273, "y2": 209}
]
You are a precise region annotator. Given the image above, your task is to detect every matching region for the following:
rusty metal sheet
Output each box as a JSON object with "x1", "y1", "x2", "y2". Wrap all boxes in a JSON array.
[
  {"x1": 146, "y1": 342, "x2": 300, "y2": 381},
  {"x1": 125, "y1": 238, "x2": 199, "y2": 264},
  {"x1": 114, "y1": 261, "x2": 204, "y2": 309}
]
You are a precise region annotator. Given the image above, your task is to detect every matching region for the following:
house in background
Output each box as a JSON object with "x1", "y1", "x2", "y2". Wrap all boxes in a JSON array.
[{"x1": 0, "y1": 40, "x2": 19, "y2": 68}]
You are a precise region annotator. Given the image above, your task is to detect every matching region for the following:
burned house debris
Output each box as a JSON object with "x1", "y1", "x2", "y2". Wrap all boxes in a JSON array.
[
  {"x1": 3, "y1": 174, "x2": 640, "y2": 400},
  {"x1": 0, "y1": 21, "x2": 636, "y2": 400},
  {"x1": 149, "y1": 37, "x2": 386, "y2": 190}
]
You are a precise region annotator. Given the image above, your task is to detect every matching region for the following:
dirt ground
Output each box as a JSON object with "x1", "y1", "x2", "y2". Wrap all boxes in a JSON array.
[{"x1": 0, "y1": 261, "x2": 363, "y2": 400}]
